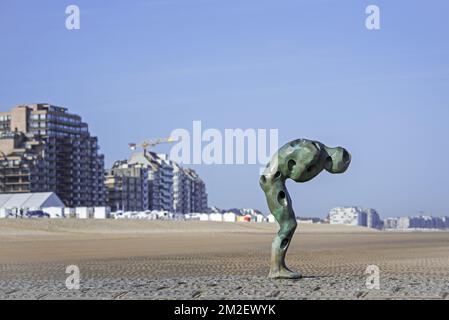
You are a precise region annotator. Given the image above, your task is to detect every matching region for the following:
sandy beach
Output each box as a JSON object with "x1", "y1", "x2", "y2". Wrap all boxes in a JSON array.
[{"x1": 1, "y1": 220, "x2": 448, "y2": 300}]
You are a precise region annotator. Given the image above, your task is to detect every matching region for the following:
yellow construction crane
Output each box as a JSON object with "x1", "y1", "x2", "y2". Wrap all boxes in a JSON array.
[{"x1": 128, "y1": 137, "x2": 179, "y2": 155}]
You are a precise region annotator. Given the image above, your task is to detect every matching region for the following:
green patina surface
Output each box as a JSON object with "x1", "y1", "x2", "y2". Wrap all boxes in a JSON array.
[{"x1": 260, "y1": 139, "x2": 351, "y2": 279}]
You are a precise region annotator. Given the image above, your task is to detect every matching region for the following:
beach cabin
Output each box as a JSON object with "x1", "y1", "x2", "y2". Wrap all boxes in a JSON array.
[
  {"x1": 209, "y1": 213, "x2": 223, "y2": 222},
  {"x1": 64, "y1": 207, "x2": 76, "y2": 218},
  {"x1": 76, "y1": 207, "x2": 94, "y2": 219},
  {"x1": 223, "y1": 212, "x2": 237, "y2": 222},
  {"x1": 236, "y1": 214, "x2": 252, "y2": 222},
  {"x1": 94, "y1": 207, "x2": 110, "y2": 219}
]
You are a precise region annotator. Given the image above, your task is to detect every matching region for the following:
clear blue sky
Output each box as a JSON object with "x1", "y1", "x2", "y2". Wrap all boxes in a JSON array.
[{"x1": 1, "y1": 0, "x2": 449, "y2": 218}]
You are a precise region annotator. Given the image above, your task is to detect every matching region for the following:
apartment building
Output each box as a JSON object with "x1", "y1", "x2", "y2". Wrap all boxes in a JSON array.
[
  {"x1": 365, "y1": 208, "x2": 383, "y2": 229},
  {"x1": 384, "y1": 217, "x2": 399, "y2": 229},
  {"x1": 329, "y1": 206, "x2": 366, "y2": 226},
  {"x1": 173, "y1": 164, "x2": 208, "y2": 214},
  {"x1": 127, "y1": 151, "x2": 208, "y2": 213},
  {"x1": 395, "y1": 215, "x2": 449, "y2": 229},
  {"x1": 329, "y1": 206, "x2": 383, "y2": 229},
  {"x1": 184, "y1": 167, "x2": 207, "y2": 213},
  {"x1": 105, "y1": 160, "x2": 149, "y2": 212},
  {"x1": 129, "y1": 151, "x2": 174, "y2": 212},
  {"x1": 0, "y1": 104, "x2": 105, "y2": 206}
]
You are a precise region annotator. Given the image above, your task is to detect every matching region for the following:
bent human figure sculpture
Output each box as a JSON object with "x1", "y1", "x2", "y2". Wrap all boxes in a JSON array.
[{"x1": 260, "y1": 139, "x2": 351, "y2": 279}]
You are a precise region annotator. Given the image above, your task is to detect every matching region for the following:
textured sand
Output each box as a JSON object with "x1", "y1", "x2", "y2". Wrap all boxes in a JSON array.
[{"x1": 0, "y1": 220, "x2": 448, "y2": 300}]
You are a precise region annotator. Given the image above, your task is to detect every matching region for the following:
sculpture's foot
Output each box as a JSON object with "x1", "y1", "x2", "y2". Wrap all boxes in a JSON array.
[{"x1": 268, "y1": 267, "x2": 302, "y2": 279}]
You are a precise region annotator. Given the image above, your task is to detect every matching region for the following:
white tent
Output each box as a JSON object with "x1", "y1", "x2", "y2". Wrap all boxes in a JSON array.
[{"x1": 0, "y1": 192, "x2": 64, "y2": 210}]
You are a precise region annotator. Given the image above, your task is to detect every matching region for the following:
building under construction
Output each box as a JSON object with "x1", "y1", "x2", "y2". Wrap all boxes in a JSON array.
[
  {"x1": 0, "y1": 104, "x2": 105, "y2": 207},
  {"x1": 104, "y1": 160, "x2": 149, "y2": 212},
  {"x1": 106, "y1": 150, "x2": 208, "y2": 214}
]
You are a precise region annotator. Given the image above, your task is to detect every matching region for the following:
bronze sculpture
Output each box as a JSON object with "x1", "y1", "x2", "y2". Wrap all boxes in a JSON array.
[{"x1": 260, "y1": 139, "x2": 351, "y2": 279}]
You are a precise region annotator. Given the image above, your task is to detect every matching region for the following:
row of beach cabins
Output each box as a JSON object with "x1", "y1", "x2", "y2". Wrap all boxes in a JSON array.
[{"x1": 0, "y1": 207, "x2": 277, "y2": 223}]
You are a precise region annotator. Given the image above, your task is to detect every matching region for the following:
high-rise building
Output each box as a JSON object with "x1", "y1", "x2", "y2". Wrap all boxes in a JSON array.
[
  {"x1": 0, "y1": 104, "x2": 105, "y2": 206},
  {"x1": 105, "y1": 160, "x2": 149, "y2": 212},
  {"x1": 329, "y1": 206, "x2": 383, "y2": 229},
  {"x1": 173, "y1": 164, "x2": 208, "y2": 214},
  {"x1": 329, "y1": 207, "x2": 366, "y2": 226},
  {"x1": 388, "y1": 215, "x2": 449, "y2": 230},
  {"x1": 365, "y1": 208, "x2": 383, "y2": 229},
  {"x1": 384, "y1": 217, "x2": 399, "y2": 229},
  {"x1": 397, "y1": 216, "x2": 410, "y2": 229},
  {"x1": 129, "y1": 152, "x2": 174, "y2": 212},
  {"x1": 185, "y1": 168, "x2": 207, "y2": 213},
  {"x1": 128, "y1": 151, "x2": 207, "y2": 213}
]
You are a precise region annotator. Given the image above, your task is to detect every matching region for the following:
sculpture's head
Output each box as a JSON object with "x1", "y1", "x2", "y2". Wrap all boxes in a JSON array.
[
  {"x1": 323, "y1": 146, "x2": 351, "y2": 174},
  {"x1": 280, "y1": 140, "x2": 351, "y2": 183},
  {"x1": 261, "y1": 140, "x2": 351, "y2": 185}
]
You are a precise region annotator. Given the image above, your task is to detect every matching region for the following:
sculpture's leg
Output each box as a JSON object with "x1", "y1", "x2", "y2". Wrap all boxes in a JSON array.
[
  {"x1": 262, "y1": 178, "x2": 301, "y2": 279},
  {"x1": 269, "y1": 207, "x2": 301, "y2": 279}
]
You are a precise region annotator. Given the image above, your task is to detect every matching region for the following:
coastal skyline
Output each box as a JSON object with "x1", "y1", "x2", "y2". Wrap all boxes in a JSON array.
[{"x1": 1, "y1": 0, "x2": 449, "y2": 217}]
